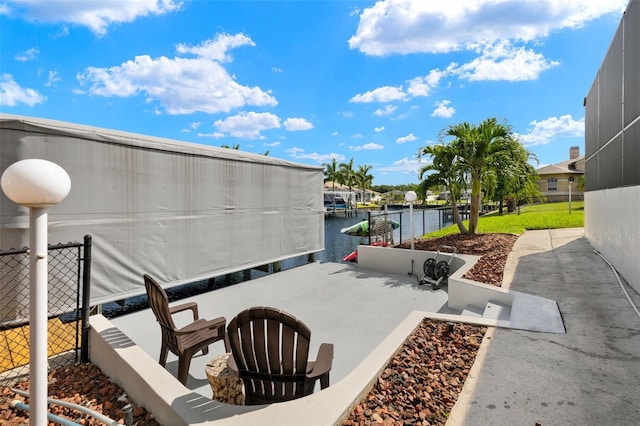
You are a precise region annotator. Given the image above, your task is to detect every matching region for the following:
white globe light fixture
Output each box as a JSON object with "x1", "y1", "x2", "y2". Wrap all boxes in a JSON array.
[
  {"x1": 1, "y1": 159, "x2": 71, "y2": 426},
  {"x1": 404, "y1": 191, "x2": 417, "y2": 250}
]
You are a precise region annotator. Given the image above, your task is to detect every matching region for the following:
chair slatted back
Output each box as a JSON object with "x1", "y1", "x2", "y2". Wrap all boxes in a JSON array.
[
  {"x1": 144, "y1": 274, "x2": 179, "y2": 352},
  {"x1": 227, "y1": 306, "x2": 312, "y2": 404}
]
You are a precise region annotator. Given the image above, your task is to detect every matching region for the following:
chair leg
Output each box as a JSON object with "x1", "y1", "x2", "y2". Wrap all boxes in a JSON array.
[
  {"x1": 177, "y1": 355, "x2": 192, "y2": 386},
  {"x1": 201, "y1": 346, "x2": 209, "y2": 356},
  {"x1": 159, "y1": 341, "x2": 168, "y2": 367},
  {"x1": 320, "y1": 372, "x2": 330, "y2": 390}
]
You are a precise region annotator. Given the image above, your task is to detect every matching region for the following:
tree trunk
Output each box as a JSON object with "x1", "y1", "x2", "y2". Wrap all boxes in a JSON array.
[
  {"x1": 468, "y1": 176, "x2": 482, "y2": 234},
  {"x1": 450, "y1": 197, "x2": 468, "y2": 234}
]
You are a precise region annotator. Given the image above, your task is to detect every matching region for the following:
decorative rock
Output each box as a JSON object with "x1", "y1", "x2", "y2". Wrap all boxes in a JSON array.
[
  {"x1": 205, "y1": 353, "x2": 245, "y2": 405},
  {"x1": 342, "y1": 320, "x2": 487, "y2": 426}
]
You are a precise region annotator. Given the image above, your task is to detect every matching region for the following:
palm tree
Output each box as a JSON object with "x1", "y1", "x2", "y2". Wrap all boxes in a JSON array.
[
  {"x1": 323, "y1": 158, "x2": 339, "y2": 189},
  {"x1": 484, "y1": 137, "x2": 541, "y2": 214},
  {"x1": 355, "y1": 164, "x2": 374, "y2": 205},
  {"x1": 418, "y1": 144, "x2": 468, "y2": 234},
  {"x1": 339, "y1": 158, "x2": 356, "y2": 206},
  {"x1": 220, "y1": 143, "x2": 240, "y2": 150},
  {"x1": 445, "y1": 118, "x2": 512, "y2": 234}
]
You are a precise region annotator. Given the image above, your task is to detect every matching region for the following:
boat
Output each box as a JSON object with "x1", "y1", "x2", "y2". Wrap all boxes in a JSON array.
[
  {"x1": 342, "y1": 240, "x2": 390, "y2": 262},
  {"x1": 340, "y1": 218, "x2": 400, "y2": 237},
  {"x1": 324, "y1": 193, "x2": 347, "y2": 211}
]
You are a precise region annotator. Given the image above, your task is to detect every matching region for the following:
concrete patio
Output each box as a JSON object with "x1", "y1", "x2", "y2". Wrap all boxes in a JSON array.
[
  {"x1": 89, "y1": 234, "x2": 568, "y2": 425},
  {"x1": 108, "y1": 260, "x2": 452, "y2": 400}
]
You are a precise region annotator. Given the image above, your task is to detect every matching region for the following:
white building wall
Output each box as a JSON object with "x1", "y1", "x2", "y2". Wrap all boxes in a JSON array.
[{"x1": 584, "y1": 187, "x2": 640, "y2": 294}]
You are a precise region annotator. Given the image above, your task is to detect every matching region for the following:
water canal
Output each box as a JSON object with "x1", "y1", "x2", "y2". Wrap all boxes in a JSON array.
[{"x1": 317, "y1": 208, "x2": 449, "y2": 263}]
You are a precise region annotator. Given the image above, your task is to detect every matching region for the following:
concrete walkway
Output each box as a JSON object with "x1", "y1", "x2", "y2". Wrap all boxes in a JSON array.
[{"x1": 459, "y1": 228, "x2": 640, "y2": 426}]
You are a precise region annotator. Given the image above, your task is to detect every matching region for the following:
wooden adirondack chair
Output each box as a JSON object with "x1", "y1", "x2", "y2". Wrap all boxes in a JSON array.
[
  {"x1": 226, "y1": 306, "x2": 333, "y2": 405},
  {"x1": 144, "y1": 274, "x2": 229, "y2": 385}
]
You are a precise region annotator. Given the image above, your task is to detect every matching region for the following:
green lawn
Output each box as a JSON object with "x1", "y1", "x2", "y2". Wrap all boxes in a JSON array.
[{"x1": 425, "y1": 201, "x2": 584, "y2": 237}]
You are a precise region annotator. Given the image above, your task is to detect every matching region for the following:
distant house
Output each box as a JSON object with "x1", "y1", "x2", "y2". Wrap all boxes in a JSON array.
[
  {"x1": 323, "y1": 181, "x2": 378, "y2": 205},
  {"x1": 536, "y1": 146, "x2": 584, "y2": 202}
]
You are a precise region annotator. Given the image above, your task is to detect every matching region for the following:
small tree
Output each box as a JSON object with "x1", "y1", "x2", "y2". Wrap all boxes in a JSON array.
[
  {"x1": 418, "y1": 144, "x2": 468, "y2": 234},
  {"x1": 444, "y1": 118, "x2": 512, "y2": 234},
  {"x1": 339, "y1": 158, "x2": 356, "y2": 205},
  {"x1": 483, "y1": 137, "x2": 541, "y2": 214},
  {"x1": 355, "y1": 164, "x2": 374, "y2": 205},
  {"x1": 323, "y1": 158, "x2": 339, "y2": 189}
]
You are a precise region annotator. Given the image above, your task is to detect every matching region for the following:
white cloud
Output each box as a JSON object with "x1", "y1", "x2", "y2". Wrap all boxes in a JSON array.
[
  {"x1": 431, "y1": 100, "x2": 455, "y2": 118},
  {"x1": 374, "y1": 126, "x2": 385, "y2": 132},
  {"x1": 285, "y1": 147, "x2": 345, "y2": 163},
  {"x1": 197, "y1": 131, "x2": 225, "y2": 139},
  {"x1": 350, "y1": 142, "x2": 384, "y2": 151},
  {"x1": 14, "y1": 47, "x2": 39, "y2": 61},
  {"x1": 0, "y1": 73, "x2": 46, "y2": 106},
  {"x1": 373, "y1": 105, "x2": 398, "y2": 116},
  {"x1": 176, "y1": 33, "x2": 254, "y2": 62},
  {"x1": 349, "y1": 0, "x2": 626, "y2": 56},
  {"x1": 272, "y1": 67, "x2": 282, "y2": 73},
  {"x1": 45, "y1": 70, "x2": 61, "y2": 87},
  {"x1": 182, "y1": 121, "x2": 201, "y2": 133},
  {"x1": 4, "y1": 0, "x2": 182, "y2": 36},
  {"x1": 213, "y1": 111, "x2": 281, "y2": 139},
  {"x1": 349, "y1": 1, "x2": 622, "y2": 84},
  {"x1": 76, "y1": 33, "x2": 277, "y2": 115},
  {"x1": 451, "y1": 41, "x2": 559, "y2": 81},
  {"x1": 53, "y1": 26, "x2": 69, "y2": 39},
  {"x1": 517, "y1": 114, "x2": 585, "y2": 146},
  {"x1": 350, "y1": 85, "x2": 406, "y2": 103},
  {"x1": 395, "y1": 133, "x2": 417, "y2": 144},
  {"x1": 363, "y1": 142, "x2": 384, "y2": 150},
  {"x1": 339, "y1": 111, "x2": 354, "y2": 119},
  {"x1": 407, "y1": 69, "x2": 446, "y2": 97},
  {"x1": 352, "y1": 133, "x2": 363, "y2": 139},
  {"x1": 285, "y1": 147, "x2": 305, "y2": 156},
  {"x1": 284, "y1": 117, "x2": 313, "y2": 131},
  {"x1": 264, "y1": 141, "x2": 281, "y2": 147},
  {"x1": 377, "y1": 156, "x2": 425, "y2": 175}
]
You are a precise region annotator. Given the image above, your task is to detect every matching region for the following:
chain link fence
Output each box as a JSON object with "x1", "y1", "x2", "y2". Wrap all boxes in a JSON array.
[{"x1": 0, "y1": 236, "x2": 92, "y2": 386}]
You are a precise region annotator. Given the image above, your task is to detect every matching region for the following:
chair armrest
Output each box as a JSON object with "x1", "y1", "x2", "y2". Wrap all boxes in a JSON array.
[
  {"x1": 307, "y1": 343, "x2": 333, "y2": 381},
  {"x1": 169, "y1": 302, "x2": 199, "y2": 320},
  {"x1": 175, "y1": 316, "x2": 226, "y2": 336}
]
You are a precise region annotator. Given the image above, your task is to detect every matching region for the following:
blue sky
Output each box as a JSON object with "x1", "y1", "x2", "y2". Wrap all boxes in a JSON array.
[{"x1": 0, "y1": 0, "x2": 629, "y2": 185}]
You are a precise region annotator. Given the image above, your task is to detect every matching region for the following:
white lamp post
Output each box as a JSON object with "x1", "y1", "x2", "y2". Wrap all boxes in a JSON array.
[
  {"x1": 568, "y1": 176, "x2": 574, "y2": 214},
  {"x1": 405, "y1": 191, "x2": 417, "y2": 250},
  {"x1": 1, "y1": 159, "x2": 71, "y2": 426}
]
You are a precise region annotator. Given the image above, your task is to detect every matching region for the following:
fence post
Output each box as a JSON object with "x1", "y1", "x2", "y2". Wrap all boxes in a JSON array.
[{"x1": 80, "y1": 235, "x2": 92, "y2": 363}]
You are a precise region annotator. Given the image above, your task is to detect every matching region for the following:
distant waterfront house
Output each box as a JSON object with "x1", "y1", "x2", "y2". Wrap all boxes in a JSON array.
[
  {"x1": 536, "y1": 146, "x2": 584, "y2": 202},
  {"x1": 323, "y1": 181, "x2": 378, "y2": 205}
]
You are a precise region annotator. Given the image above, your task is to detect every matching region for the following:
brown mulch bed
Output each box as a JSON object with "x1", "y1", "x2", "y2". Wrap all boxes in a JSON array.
[
  {"x1": 1, "y1": 233, "x2": 519, "y2": 426},
  {"x1": 343, "y1": 321, "x2": 486, "y2": 426},
  {"x1": 1, "y1": 362, "x2": 159, "y2": 425}
]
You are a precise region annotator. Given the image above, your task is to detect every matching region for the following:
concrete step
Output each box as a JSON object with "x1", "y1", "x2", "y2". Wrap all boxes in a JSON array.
[
  {"x1": 482, "y1": 300, "x2": 511, "y2": 321},
  {"x1": 460, "y1": 304, "x2": 484, "y2": 318}
]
